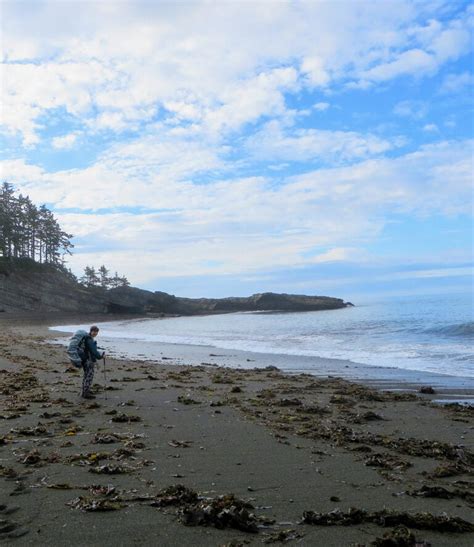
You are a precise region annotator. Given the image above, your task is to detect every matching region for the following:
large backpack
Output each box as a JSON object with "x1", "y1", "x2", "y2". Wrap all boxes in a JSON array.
[{"x1": 67, "y1": 329, "x2": 89, "y2": 368}]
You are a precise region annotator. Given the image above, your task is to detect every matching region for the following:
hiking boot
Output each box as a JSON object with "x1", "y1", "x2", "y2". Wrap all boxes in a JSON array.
[{"x1": 82, "y1": 393, "x2": 96, "y2": 399}]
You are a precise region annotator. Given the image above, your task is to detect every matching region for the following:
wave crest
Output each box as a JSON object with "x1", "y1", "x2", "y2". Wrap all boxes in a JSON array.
[{"x1": 427, "y1": 322, "x2": 474, "y2": 338}]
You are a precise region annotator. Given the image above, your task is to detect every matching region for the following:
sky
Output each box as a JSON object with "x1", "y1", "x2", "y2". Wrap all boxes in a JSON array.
[{"x1": 1, "y1": 0, "x2": 473, "y2": 301}]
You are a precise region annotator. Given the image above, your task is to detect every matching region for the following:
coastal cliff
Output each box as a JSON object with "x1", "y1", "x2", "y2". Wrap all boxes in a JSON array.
[{"x1": 0, "y1": 259, "x2": 352, "y2": 315}]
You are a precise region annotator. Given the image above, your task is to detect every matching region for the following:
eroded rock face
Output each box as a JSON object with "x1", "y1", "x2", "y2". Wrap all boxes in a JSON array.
[
  {"x1": 0, "y1": 266, "x2": 108, "y2": 313},
  {"x1": 0, "y1": 262, "x2": 352, "y2": 315}
]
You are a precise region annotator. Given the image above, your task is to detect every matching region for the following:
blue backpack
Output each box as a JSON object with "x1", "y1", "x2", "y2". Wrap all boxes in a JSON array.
[{"x1": 67, "y1": 329, "x2": 89, "y2": 368}]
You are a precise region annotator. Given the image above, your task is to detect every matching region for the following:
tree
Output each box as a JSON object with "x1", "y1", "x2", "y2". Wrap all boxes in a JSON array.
[
  {"x1": 98, "y1": 265, "x2": 111, "y2": 288},
  {"x1": 109, "y1": 271, "x2": 123, "y2": 289},
  {"x1": 0, "y1": 182, "x2": 15, "y2": 258},
  {"x1": 80, "y1": 266, "x2": 100, "y2": 287},
  {"x1": 0, "y1": 182, "x2": 73, "y2": 266}
]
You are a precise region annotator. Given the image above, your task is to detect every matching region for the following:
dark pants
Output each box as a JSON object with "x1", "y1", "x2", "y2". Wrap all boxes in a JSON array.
[{"x1": 82, "y1": 359, "x2": 95, "y2": 396}]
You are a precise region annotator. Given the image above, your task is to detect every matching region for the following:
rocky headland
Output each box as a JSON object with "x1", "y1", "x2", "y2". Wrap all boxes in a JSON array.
[{"x1": 0, "y1": 259, "x2": 353, "y2": 316}]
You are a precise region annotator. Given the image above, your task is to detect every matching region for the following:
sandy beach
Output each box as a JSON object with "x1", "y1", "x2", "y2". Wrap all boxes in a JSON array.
[{"x1": 0, "y1": 314, "x2": 473, "y2": 546}]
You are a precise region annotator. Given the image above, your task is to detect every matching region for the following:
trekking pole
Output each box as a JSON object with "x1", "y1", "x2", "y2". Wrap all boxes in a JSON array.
[{"x1": 103, "y1": 354, "x2": 108, "y2": 400}]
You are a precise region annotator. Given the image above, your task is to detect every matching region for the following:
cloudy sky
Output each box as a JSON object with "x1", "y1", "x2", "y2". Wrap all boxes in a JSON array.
[{"x1": 1, "y1": 0, "x2": 472, "y2": 300}]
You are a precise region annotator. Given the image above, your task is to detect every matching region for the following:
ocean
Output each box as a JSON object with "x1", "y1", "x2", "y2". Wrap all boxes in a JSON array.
[{"x1": 51, "y1": 292, "x2": 473, "y2": 388}]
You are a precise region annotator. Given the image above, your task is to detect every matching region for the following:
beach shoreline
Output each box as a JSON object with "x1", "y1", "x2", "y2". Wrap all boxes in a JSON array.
[
  {"x1": 0, "y1": 314, "x2": 473, "y2": 546},
  {"x1": 47, "y1": 315, "x2": 474, "y2": 400}
]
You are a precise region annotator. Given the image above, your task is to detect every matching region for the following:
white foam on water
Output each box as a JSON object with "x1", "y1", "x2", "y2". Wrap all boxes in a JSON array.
[{"x1": 50, "y1": 294, "x2": 474, "y2": 381}]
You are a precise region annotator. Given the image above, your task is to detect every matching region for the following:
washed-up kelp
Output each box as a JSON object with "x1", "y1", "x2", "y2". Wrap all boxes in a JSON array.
[
  {"x1": 150, "y1": 484, "x2": 199, "y2": 507},
  {"x1": 263, "y1": 529, "x2": 303, "y2": 543},
  {"x1": 297, "y1": 422, "x2": 473, "y2": 465},
  {"x1": 295, "y1": 404, "x2": 330, "y2": 416},
  {"x1": 67, "y1": 496, "x2": 125, "y2": 511},
  {"x1": 371, "y1": 525, "x2": 425, "y2": 547},
  {"x1": 333, "y1": 382, "x2": 417, "y2": 402},
  {"x1": 168, "y1": 440, "x2": 193, "y2": 448},
  {"x1": 302, "y1": 508, "x2": 474, "y2": 533},
  {"x1": 10, "y1": 424, "x2": 49, "y2": 437},
  {"x1": 427, "y1": 461, "x2": 470, "y2": 478},
  {"x1": 67, "y1": 452, "x2": 112, "y2": 465},
  {"x1": 177, "y1": 395, "x2": 201, "y2": 405},
  {"x1": 352, "y1": 411, "x2": 385, "y2": 423},
  {"x1": 180, "y1": 494, "x2": 259, "y2": 533},
  {"x1": 149, "y1": 486, "x2": 266, "y2": 534},
  {"x1": 0, "y1": 466, "x2": 18, "y2": 478},
  {"x1": 111, "y1": 413, "x2": 142, "y2": 423},
  {"x1": 0, "y1": 370, "x2": 39, "y2": 394},
  {"x1": 19, "y1": 449, "x2": 44, "y2": 466},
  {"x1": 365, "y1": 453, "x2": 412, "y2": 471},
  {"x1": 89, "y1": 464, "x2": 135, "y2": 474},
  {"x1": 407, "y1": 485, "x2": 474, "y2": 503},
  {"x1": 92, "y1": 433, "x2": 121, "y2": 444},
  {"x1": 276, "y1": 398, "x2": 303, "y2": 407}
]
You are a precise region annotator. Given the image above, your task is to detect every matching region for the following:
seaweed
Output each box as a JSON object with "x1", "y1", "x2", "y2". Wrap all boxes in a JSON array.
[
  {"x1": 277, "y1": 398, "x2": 303, "y2": 407},
  {"x1": 111, "y1": 413, "x2": 142, "y2": 423},
  {"x1": 177, "y1": 395, "x2": 201, "y2": 405},
  {"x1": 0, "y1": 413, "x2": 21, "y2": 420},
  {"x1": 67, "y1": 451, "x2": 111, "y2": 465},
  {"x1": 181, "y1": 494, "x2": 258, "y2": 533},
  {"x1": 263, "y1": 529, "x2": 303, "y2": 543},
  {"x1": 365, "y1": 453, "x2": 412, "y2": 471},
  {"x1": 89, "y1": 464, "x2": 135, "y2": 474},
  {"x1": 150, "y1": 484, "x2": 199, "y2": 507},
  {"x1": 20, "y1": 449, "x2": 43, "y2": 466},
  {"x1": 302, "y1": 508, "x2": 474, "y2": 533},
  {"x1": 92, "y1": 433, "x2": 121, "y2": 444},
  {"x1": 10, "y1": 424, "x2": 49, "y2": 436},
  {"x1": 370, "y1": 525, "x2": 423, "y2": 546},
  {"x1": 427, "y1": 461, "x2": 470, "y2": 478},
  {"x1": 0, "y1": 466, "x2": 18, "y2": 478},
  {"x1": 168, "y1": 440, "x2": 193, "y2": 448},
  {"x1": 46, "y1": 483, "x2": 74, "y2": 490},
  {"x1": 408, "y1": 485, "x2": 474, "y2": 503},
  {"x1": 67, "y1": 496, "x2": 125, "y2": 511}
]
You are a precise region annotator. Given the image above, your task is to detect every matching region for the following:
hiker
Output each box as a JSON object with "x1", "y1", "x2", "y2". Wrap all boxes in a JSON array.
[{"x1": 80, "y1": 326, "x2": 105, "y2": 399}]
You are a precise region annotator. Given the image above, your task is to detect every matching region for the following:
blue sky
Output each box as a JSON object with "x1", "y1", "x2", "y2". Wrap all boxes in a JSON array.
[{"x1": 1, "y1": 0, "x2": 473, "y2": 300}]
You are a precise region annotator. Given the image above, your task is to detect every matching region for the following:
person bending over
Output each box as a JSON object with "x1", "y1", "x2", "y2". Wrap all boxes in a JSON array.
[{"x1": 82, "y1": 325, "x2": 105, "y2": 399}]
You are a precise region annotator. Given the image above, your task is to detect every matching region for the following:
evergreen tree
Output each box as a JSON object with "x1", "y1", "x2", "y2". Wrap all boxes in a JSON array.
[
  {"x1": 0, "y1": 182, "x2": 73, "y2": 266},
  {"x1": 109, "y1": 271, "x2": 123, "y2": 289},
  {"x1": 98, "y1": 265, "x2": 111, "y2": 288},
  {"x1": 80, "y1": 266, "x2": 100, "y2": 287}
]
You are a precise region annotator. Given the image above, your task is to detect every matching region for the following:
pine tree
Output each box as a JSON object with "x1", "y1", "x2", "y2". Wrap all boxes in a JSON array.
[
  {"x1": 80, "y1": 266, "x2": 100, "y2": 287},
  {"x1": 98, "y1": 265, "x2": 111, "y2": 288}
]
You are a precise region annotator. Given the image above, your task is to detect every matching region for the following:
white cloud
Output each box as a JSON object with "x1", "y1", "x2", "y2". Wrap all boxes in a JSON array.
[
  {"x1": 1, "y1": 1, "x2": 472, "y2": 290},
  {"x1": 1, "y1": 1, "x2": 472, "y2": 144},
  {"x1": 244, "y1": 120, "x2": 397, "y2": 163},
  {"x1": 440, "y1": 71, "x2": 474, "y2": 94},
  {"x1": 3, "y1": 138, "x2": 471, "y2": 284},
  {"x1": 52, "y1": 132, "x2": 79, "y2": 149},
  {"x1": 393, "y1": 100, "x2": 428, "y2": 120},
  {"x1": 313, "y1": 102, "x2": 330, "y2": 112},
  {"x1": 423, "y1": 123, "x2": 439, "y2": 133},
  {"x1": 362, "y1": 48, "x2": 438, "y2": 82},
  {"x1": 301, "y1": 56, "x2": 330, "y2": 87}
]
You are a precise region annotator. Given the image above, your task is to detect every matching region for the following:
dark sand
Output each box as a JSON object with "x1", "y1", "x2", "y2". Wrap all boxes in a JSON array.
[{"x1": 0, "y1": 314, "x2": 473, "y2": 546}]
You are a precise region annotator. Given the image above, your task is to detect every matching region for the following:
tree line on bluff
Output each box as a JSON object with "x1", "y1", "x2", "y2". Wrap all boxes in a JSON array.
[{"x1": 0, "y1": 182, "x2": 129, "y2": 288}]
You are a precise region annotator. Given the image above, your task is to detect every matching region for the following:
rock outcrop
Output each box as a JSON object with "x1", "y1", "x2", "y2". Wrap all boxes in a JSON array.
[{"x1": 0, "y1": 259, "x2": 352, "y2": 315}]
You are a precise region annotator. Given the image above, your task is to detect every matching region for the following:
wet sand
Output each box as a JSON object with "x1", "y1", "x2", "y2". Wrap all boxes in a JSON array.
[{"x1": 0, "y1": 314, "x2": 473, "y2": 546}]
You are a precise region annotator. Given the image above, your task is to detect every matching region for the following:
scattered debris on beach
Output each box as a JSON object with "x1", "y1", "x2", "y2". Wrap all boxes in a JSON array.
[
  {"x1": 302, "y1": 508, "x2": 474, "y2": 533},
  {"x1": 0, "y1": 331, "x2": 473, "y2": 546}
]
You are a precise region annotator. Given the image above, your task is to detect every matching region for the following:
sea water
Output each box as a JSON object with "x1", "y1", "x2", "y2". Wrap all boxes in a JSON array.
[{"x1": 51, "y1": 293, "x2": 473, "y2": 382}]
